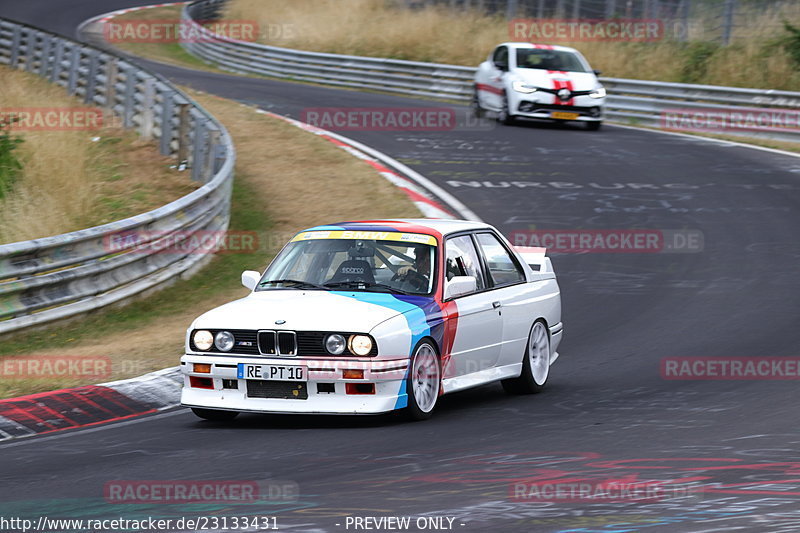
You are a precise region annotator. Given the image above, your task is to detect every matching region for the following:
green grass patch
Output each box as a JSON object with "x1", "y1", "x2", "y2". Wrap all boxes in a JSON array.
[{"x1": 0, "y1": 119, "x2": 24, "y2": 200}]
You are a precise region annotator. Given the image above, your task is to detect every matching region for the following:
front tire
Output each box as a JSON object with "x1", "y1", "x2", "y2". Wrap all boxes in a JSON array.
[
  {"x1": 191, "y1": 408, "x2": 239, "y2": 422},
  {"x1": 496, "y1": 93, "x2": 515, "y2": 125},
  {"x1": 502, "y1": 320, "x2": 550, "y2": 394},
  {"x1": 471, "y1": 86, "x2": 485, "y2": 118},
  {"x1": 406, "y1": 340, "x2": 441, "y2": 421}
]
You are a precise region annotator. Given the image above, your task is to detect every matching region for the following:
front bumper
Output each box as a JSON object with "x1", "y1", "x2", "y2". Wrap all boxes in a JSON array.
[
  {"x1": 511, "y1": 93, "x2": 605, "y2": 121},
  {"x1": 180, "y1": 354, "x2": 410, "y2": 415}
]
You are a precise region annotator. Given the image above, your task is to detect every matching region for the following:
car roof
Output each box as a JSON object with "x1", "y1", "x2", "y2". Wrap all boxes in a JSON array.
[
  {"x1": 498, "y1": 42, "x2": 580, "y2": 53},
  {"x1": 301, "y1": 219, "x2": 493, "y2": 237}
]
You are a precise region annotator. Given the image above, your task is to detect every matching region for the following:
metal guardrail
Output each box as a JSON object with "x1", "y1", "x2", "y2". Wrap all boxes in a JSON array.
[
  {"x1": 0, "y1": 18, "x2": 236, "y2": 335},
  {"x1": 182, "y1": 0, "x2": 800, "y2": 143}
]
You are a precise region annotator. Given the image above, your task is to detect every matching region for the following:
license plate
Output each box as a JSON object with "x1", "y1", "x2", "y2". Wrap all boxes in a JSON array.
[
  {"x1": 237, "y1": 363, "x2": 307, "y2": 381},
  {"x1": 551, "y1": 111, "x2": 580, "y2": 120}
]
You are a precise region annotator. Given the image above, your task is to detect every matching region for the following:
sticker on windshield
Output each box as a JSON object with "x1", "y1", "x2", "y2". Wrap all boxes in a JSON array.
[{"x1": 292, "y1": 230, "x2": 437, "y2": 246}]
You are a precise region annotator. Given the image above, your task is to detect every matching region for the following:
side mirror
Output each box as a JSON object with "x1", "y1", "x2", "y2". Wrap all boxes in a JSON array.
[
  {"x1": 593, "y1": 69, "x2": 602, "y2": 76},
  {"x1": 495, "y1": 62, "x2": 508, "y2": 72},
  {"x1": 241, "y1": 270, "x2": 261, "y2": 291},
  {"x1": 444, "y1": 276, "x2": 477, "y2": 300}
]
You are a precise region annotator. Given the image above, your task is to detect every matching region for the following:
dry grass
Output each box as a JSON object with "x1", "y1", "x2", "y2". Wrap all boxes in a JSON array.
[
  {"x1": 0, "y1": 88, "x2": 420, "y2": 398},
  {"x1": 226, "y1": 0, "x2": 800, "y2": 90},
  {"x1": 0, "y1": 66, "x2": 194, "y2": 243}
]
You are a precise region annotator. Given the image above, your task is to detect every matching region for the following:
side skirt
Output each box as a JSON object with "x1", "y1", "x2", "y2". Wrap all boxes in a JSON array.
[{"x1": 441, "y1": 363, "x2": 522, "y2": 394}]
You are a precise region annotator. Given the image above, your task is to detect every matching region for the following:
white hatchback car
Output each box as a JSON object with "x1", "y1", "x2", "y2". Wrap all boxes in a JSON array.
[
  {"x1": 181, "y1": 219, "x2": 562, "y2": 421},
  {"x1": 473, "y1": 42, "x2": 606, "y2": 129}
]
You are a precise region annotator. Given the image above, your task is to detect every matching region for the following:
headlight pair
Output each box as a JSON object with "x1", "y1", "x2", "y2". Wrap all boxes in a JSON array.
[
  {"x1": 193, "y1": 330, "x2": 234, "y2": 352},
  {"x1": 325, "y1": 334, "x2": 373, "y2": 356}
]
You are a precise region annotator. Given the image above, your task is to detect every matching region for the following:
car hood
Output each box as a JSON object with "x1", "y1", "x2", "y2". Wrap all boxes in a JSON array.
[
  {"x1": 513, "y1": 68, "x2": 599, "y2": 90},
  {"x1": 192, "y1": 290, "x2": 421, "y2": 333}
]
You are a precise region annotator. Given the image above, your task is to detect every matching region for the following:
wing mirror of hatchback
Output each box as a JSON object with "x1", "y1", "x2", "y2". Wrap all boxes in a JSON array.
[
  {"x1": 242, "y1": 270, "x2": 261, "y2": 291},
  {"x1": 444, "y1": 276, "x2": 477, "y2": 300},
  {"x1": 593, "y1": 69, "x2": 602, "y2": 76}
]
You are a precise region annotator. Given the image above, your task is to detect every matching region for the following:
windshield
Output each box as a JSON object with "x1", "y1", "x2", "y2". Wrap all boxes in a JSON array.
[
  {"x1": 258, "y1": 232, "x2": 437, "y2": 295},
  {"x1": 516, "y1": 49, "x2": 589, "y2": 73}
]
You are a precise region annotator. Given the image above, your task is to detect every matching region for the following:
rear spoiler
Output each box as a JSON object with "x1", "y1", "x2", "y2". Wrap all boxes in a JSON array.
[{"x1": 514, "y1": 246, "x2": 556, "y2": 280}]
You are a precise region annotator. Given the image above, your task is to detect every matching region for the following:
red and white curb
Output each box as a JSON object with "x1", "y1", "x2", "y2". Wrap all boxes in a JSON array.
[{"x1": 0, "y1": 367, "x2": 180, "y2": 441}]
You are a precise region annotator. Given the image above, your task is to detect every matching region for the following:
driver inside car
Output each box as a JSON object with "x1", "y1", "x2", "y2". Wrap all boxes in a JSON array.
[{"x1": 393, "y1": 246, "x2": 431, "y2": 291}]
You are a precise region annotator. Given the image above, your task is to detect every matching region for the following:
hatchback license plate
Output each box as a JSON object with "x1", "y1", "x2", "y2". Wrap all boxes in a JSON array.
[
  {"x1": 237, "y1": 363, "x2": 307, "y2": 381},
  {"x1": 551, "y1": 111, "x2": 580, "y2": 120}
]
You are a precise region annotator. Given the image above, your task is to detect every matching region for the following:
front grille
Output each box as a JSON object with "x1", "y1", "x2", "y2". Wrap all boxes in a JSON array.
[
  {"x1": 277, "y1": 331, "x2": 297, "y2": 355},
  {"x1": 246, "y1": 380, "x2": 308, "y2": 400},
  {"x1": 518, "y1": 102, "x2": 601, "y2": 116},
  {"x1": 192, "y1": 329, "x2": 377, "y2": 356},
  {"x1": 297, "y1": 332, "x2": 328, "y2": 356},
  {"x1": 258, "y1": 331, "x2": 277, "y2": 355}
]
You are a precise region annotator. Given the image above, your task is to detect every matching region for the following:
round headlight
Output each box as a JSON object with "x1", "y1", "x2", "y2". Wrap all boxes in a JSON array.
[
  {"x1": 325, "y1": 334, "x2": 346, "y2": 355},
  {"x1": 348, "y1": 335, "x2": 373, "y2": 356},
  {"x1": 215, "y1": 331, "x2": 235, "y2": 352},
  {"x1": 193, "y1": 330, "x2": 214, "y2": 351}
]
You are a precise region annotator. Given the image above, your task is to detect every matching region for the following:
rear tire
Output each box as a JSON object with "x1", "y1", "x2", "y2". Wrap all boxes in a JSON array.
[
  {"x1": 191, "y1": 408, "x2": 239, "y2": 422},
  {"x1": 471, "y1": 87, "x2": 485, "y2": 118},
  {"x1": 586, "y1": 121, "x2": 602, "y2": 131},
  {"x1": 502, "y1": 320, "x2": 550, "y2": 394},
  {"x1": 405, "y1": 340, "x2": 441, "y2": 421}
]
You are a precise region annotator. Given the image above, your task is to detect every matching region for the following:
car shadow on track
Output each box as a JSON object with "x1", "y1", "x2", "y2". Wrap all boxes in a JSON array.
[{"x1": 184, "y1": 381, "x2": 563, "y2": 430}]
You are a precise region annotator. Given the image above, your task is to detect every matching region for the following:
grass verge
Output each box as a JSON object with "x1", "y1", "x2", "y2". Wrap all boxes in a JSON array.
[{"x1": 0, "y1": 66, "x2": 194, "y2": 243}]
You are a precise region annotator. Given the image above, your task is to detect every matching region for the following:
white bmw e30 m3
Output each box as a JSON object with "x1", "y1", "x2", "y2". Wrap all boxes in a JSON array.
[{"x1": 181, "y1": 219, "x2": 562, "y2": 421}]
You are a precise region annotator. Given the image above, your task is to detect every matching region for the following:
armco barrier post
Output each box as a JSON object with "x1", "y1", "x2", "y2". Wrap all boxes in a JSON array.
[
  {"x1": 160, "y1": 90, "x2": 175, "y2": 156},
  {"x1": 67, "y1": 46, "x2": 80, "y2": 95},
  {"x1": 122, "y1": 63, "x2": 136, "y2": 128},
  {"x1": 85, "y1": 49, "x2": 100, "y2": 105},
  {"x1": 105, "y1": 57, "x2": 119, "y2": 112},
  {"x1": 141, "y1": 77, "x2": 156, "y2": 140},
  {"x1": 9, "y1": 25, "x2": 20, "y2": 66},
  {"x1": 24, "y1": 30, "x2": 37, "y2": 72},
  {"x1": 177, "y1": 100, "x2": 191, "y2": 163},
  {"x1": 50, "y1": 39, "x2": 64, "y2": 83},
  {"x1": 191, "y1": 117, "x2": 207, "y2": 183}
]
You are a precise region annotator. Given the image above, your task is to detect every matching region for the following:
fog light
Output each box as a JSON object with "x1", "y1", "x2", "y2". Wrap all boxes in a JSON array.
[
  {"x1": 346, "y1": 383, "x2": 375, "y2": 395},
  {"x1": 343, "y1": 369, "x2": 364, "y2": 379},
  {"x1": 193, "y1": 363, "x2": 212, "y2": 374},
  {"x1": 189, "y1": 376, "x2": 214, "y2": 390}
]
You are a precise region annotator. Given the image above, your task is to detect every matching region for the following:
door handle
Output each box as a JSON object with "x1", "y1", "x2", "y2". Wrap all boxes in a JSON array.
[{"x1": 492, "y1": 301, "x2": 502, "y2": 309}]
